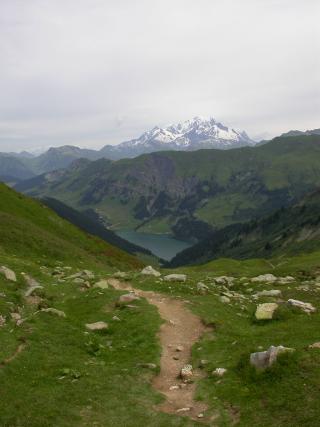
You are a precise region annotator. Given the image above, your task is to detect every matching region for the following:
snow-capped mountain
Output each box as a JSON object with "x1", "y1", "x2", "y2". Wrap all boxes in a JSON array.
[{"x1": 100, "y1": 117, "x2": 255, "y2": 160}]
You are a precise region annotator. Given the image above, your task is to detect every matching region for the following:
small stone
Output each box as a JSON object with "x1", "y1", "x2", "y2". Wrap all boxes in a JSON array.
[
  {"x1": 180, "y1": 364, "x2": 193, "y2": 380},
  {"x1": 212, "y1": 368, "x2": 227, "y2": 377},
  {"x1": 173, "y1": 356, "x2": 180, "y2": 360},
  {"x1": 138, "y1": 363, "x2": 157, "y2": 369},
  {"x1": 251, "y1": 274, "x2": 278, "y2": 283},
  {"x1": 255, "y1": 290, "x2": 282, "y2": 297},
  {"x1": 112, "y1": 315, "x2": 121, "y2": 321},
  {"x1": 169, "y1": 385, "x2": 179, "y2": 390},
  {"x1": 22, "y1": 274, "x2": 40, "y2": 287},
  {"x1": 255, "y1": 303, "x2": 279, "y2": 320},
  {"x1": 164, "y1": 274, "x2": 187, "y2": 282},
  {"x1": 0, "y1": 266, "x2": 16, "y2": 282},
  {"x1": 176, "y1": 345, "x2": 184, "y2": 352},
  {"x1": 197, "y1": 282, "x2": 209, "y2": 295},
  {"x1": 85, "y1": 321, "x2": 108, "y2": 331},
  {"x1": 287, "y1": 299, "x2": 316, "y2": 313},
  {"x1": 198, "y1": 413, "x2": 204, "y2": 419},
  {"x1": 220, "y1": 295, "x2": 231, "y2": 304},
  {"x1": 250, "y1": 345, "x2": 294, "y2": 370},
  {"x1": 93, "y1": 280, "x2": 109, "y2": 289},
  {"x1": 176, "y1": 407, "x2": 191, "y2": 413},
  {"x1": 309, "y1": 342, "x2": 320, "y2": 349},
  {"x1": 117, "y1": 292, "x2": 140, "y2": 306},
  {"x1": 141, "y1": 266, "x2": 161, "y2": 277},
  {"x1": 41, "y1": 308, "x2": 66, "y2": 318}
]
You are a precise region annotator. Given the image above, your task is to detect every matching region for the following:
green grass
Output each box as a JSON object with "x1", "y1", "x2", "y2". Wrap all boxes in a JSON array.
[
  {"x1": 2, "y1": 182, "x2": 320, "y2": 426},
  {"x1": 129, "y1": 258, "x2": 320, "y2": 426}
]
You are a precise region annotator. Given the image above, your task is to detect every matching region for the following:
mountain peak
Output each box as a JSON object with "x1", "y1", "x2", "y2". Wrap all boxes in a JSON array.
[{"x1": 100, "y1": 116, "x2": 255, "y2": 160}]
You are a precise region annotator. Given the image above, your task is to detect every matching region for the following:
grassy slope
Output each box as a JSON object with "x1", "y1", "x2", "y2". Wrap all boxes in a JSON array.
[
  {"x1": 0, "y1": 184, "x2": 197, "y2": 426},
  {"x1": 2, "y1": 183, "x2": 320, "y2": 426}
]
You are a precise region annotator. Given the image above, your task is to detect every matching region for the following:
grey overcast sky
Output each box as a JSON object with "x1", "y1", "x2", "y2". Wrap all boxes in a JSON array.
[{"x1": 0, "y1": 0, "x2": 319, "y2": 152}]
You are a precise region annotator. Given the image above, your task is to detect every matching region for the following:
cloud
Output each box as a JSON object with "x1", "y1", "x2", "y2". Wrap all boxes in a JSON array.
[{"x1": 0, "y1": 0, "x2": 319, "y2": 151}]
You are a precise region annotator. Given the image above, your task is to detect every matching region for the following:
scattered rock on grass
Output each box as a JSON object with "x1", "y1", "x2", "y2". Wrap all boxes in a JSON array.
[
  {"x1": 141, "y1": 266, "x2": 161, "y2": 277},
  {"x1": 0, "y1": 266, "x2": 16, "y2": 282},
  {"x1": 255, "y1": 303, "x2": 279, "y2": 320},
  {"x1": 251, "y1": 274, "x2": 277, "y2": 283},
  {"x1": 164, "y1": 274, "x2": 187, "y2": 282},
  {"x1": 212, "y1": 368, "x2": 227, "y2": 377},
  {"x1": 85, "y1": 321, "x2": 108, "y2": 331},
  {"x1": 309, "y1": 342, "x2": 320, "y2": 349},
  {"x1": 116, "y1": 292, "x2": 140, "y2": 306},
  {"x1": 197, "y1": 282, "x2": 209, "y2": 295},
  {"x1": 93, "y1": 280, "x2": 109, "y2": 289},
  {"x1": 250, "y1": 345, "x2": 294, "y2": 370},
  {"x1": 255, "y1": 290, "x2": 282, "y2": 297},
  {"x1": 41, "y1": 308, "x2": 66, "y2": 318},
  {"x1": 287, "y1": 299, "x2": 316, "y2": 313}
]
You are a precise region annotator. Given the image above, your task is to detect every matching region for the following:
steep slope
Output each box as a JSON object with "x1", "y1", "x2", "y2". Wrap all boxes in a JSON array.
[
  {"x1": 16, "y1": 134, "x2": 320, "y2": 239},
  {"x1": 0, "y1": 183, "x2": 142, "y2": 270},
  {"x1": 169, "y1": 188, "x2": 320, "y2": 266},
  {"x1": 41, "y1": 196, "x2": 153, "y2": 257},
  {"x1": 100, "y1": 116, "x2": 254, "y2": 160}
]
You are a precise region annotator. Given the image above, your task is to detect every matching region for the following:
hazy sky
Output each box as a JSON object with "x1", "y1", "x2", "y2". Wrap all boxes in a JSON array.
[{"x1": 0, "y1": 0, "x2": 319, "y2": 152}]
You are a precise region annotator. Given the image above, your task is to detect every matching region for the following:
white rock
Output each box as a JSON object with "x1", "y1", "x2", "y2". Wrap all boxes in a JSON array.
[
  {"x1": 85, "y1": 321, "x2": 108, "y2": 331},
  {"x1": 220, "y1": 296, "x2": 231, "y2": 304},
  {"x1": 164, "y1": 274, "x2": 187, "y2": 282},
  {"x1": 255, "y1": 290, "x2": 282, "y2": 297},
  {"x1": 287, "y1": 299, "x2": 316, "y2": 313},
  {"x1": 255, "y1": 303, "x2": 279, "y2": 320},
  {"x1": 141, "y1": 266, "x2": 161, "y2": 277},
  {"x1": 309, "y1": 342, "x2": 320, "y2": 349},
  {"x1": 117, "y1": 292, "x2": 140, "y2": 305},
  {"x1": 180, "y1": 364, "x2": 193, "y2": 380},
  {"x1": 197, "y1": 282, "x2": 209, "y2": 294},
  {"x1": 251, "y1": 274, "x2": 278, "y2": 283},
  {"x1": 214, "y1": 276, "x2": 235, "y2": 286},
  {"x1": 93, "y1": 280, "x2": 109, "y2": 289},
  {"x1": 0, "y1": 266, "x2": 16, "y2": 282},
  {"x1": 250, "y1": 345, "x2": 294, "y2": 370},
  {"x1": 212, "y1": 368, "x2": 227, "y2": 377}
]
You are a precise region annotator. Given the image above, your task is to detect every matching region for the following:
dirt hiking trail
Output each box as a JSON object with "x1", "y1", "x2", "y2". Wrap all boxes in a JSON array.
[{"x1": 109, "y1": 278, "x2": 212, "y2": 423}]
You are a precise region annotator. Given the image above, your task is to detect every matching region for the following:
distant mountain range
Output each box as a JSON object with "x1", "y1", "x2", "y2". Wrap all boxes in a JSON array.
[
  {"x1": 0, "y1": 117, "x2": 255, "y2": 182},
  {"x1": 100, "y1": 117, "x2": 255, "y2": 160},
  {"x1": 15, "y1": 134, "x2": 320, "y2": 242}
]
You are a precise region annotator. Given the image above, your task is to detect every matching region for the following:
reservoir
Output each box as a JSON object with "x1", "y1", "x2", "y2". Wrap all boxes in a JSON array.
[{"x1": 116, "y1": 230, "x2": 193, "y2": 261}]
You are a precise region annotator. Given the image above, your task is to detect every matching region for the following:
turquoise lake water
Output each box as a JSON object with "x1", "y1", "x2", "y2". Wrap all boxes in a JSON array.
[{"x1": 116, "y1": 230, "x2": 193, "y2": 261}]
